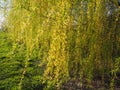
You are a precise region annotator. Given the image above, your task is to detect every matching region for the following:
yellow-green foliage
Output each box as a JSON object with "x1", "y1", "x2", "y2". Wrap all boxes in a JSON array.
[{"x1": 6, "y1": 0, "x2": 120, "y2": 89}]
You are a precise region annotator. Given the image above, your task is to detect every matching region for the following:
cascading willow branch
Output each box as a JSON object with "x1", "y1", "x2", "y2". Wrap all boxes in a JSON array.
[
  {"x1": 7, "y1": 0, "x2": 120, "y2": 89},
  {"x1": 43, "y1": 1, "x2": 70, "y2": 89}
]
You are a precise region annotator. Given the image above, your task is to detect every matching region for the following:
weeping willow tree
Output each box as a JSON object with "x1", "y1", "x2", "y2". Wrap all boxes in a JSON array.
[{"x1": 6, "y1": 0, "x2": 120, "y2": 89}]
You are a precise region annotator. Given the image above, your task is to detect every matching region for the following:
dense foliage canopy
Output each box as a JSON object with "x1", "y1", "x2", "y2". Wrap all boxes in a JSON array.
[{"x1": 0, "y1": 0, "x2": 120, "y2": 90}]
